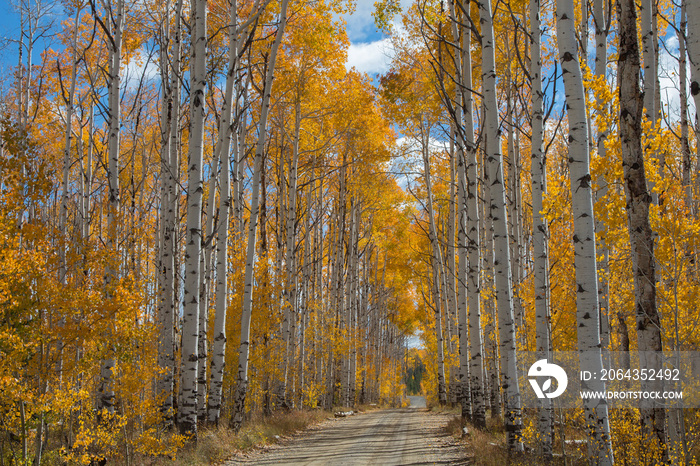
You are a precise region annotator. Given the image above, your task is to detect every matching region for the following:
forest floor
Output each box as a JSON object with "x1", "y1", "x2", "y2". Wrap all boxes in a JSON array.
[{"x1": 223, "y1": 396, "x2": 471, "y2": 465}]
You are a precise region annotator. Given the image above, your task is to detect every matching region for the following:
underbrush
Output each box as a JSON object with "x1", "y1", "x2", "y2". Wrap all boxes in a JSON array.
[
  {"x1": 448, "y1": 411, "x2": 593, "y2": 466},
  {"x1": 142, "y1": 409, "x2": 331, "y2": 465}
]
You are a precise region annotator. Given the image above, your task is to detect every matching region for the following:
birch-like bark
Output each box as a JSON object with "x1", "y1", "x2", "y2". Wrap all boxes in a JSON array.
[
  {"x1": 59, "y1": 6, "x2": 80, "y2": 290},
  {"x1": 460, "y1": 4, "x2": 485, "y2": 427},
  {"x1": 641, "y1": 0, "x2": 655, "y2": 125},
  {"x1": 530, "y1": 0, "x2": 552, "y2": 456},
  {"x1": 687, "y1": 1, "x2": 700, "y2": 124},
  {"x1": 179, "y1": 0, "x2": 207, "y2": 437},
  {"x1": 56, "y1": 6, "x2": 81, "y2": 385},
  {"x1": 281, "y1": 101, "x2": 302, "y2": 408},
  {"x1": 482, "y1": 159, "x2": 500, "y2": 417},
  {"x1": 640, "y1": 0, "x2": 658, "y2": 203},
  {"x1": 207, "y1": 0, "x2": 239, "y2": 424},
  {"x1": 230, "y1": 0, "x2": 289, "y2": 430},
  {"x1": 506, "y1": 87, "x2": 524, "y2": 340},
  {"x1": 477, "y1": 0, "x2": 522, "y2": 451},
  {"x1": 98, "y1": 0, "x2": 124, "y2": 417},
  {"x1": 688, "y1": 0, "x2": 700, "y2": 215},
  {"x1": 421, "y1": 122, "x2": 447, "y2": 406},
  {"x1": 448, "y1": 0, "x2": 484, "y2": 425},
  {"x1": 617, "y1": 0, "x2": 666, "y2": 459},
  {"x1": 197, "y1": 148, "x2": 218, "y2": 420},
  {"x1": 679, "y1": 2, "x2": 693, "y2": 213},
  {"x1": 157, "y1": 0, "x2": 183, "y2": 425},
  {"x1": 593, "y1": 0, "x2": 610, "y2": 357},
  {"x1": 556, "y1": 0, "x2": 614, "y2": 462}
]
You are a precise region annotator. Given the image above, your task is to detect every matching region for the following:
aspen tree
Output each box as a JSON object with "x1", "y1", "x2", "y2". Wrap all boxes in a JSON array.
[
  {"x1": 231, "y1": 0, "x2": 289, "y2": 430},
  {"x1": 687, "y1": 1, "x2": 700, "y2": 123},
  {"x1": 481, "y1": 157, "x2": 501, "y2": 418},
  {"x1": 592, "y1": 0, "x2": 610, "y2": 356},
  {"x1": 477, "y1": 0, "x2": 522, "y2": 450},
  {"x1": 459, "y1": 0, "x2": 485, "y2": 427},
  {"x1": 179, "y1": 0, "x2": 207, "y2": 437},
  {"x1": 421, "y1": 121, "x2": 448, "y2": 406},
  {"x1": 529, "y1": 0, "x2": 552, "y2": 456},
  {"x1": 157, "y1": 0, "x2": 183, "y2": 425},
  {"x1": 281, "y1": 97, "x2": 302, "y2": 408},
  {"x1": 207, "y1": 0, "x2": 244, "y2": 424},
  {"x1": 618, "y1": 0, "x2": 666, "y2": 459},
  {"x1": 58, "y1": 5, "x2": 80, "y2": 293},
  {"x1": 686, "y1": 0, "x2": 700, "y2": 216},
  {"x1": 640, "y1": 0, "x2": 659, "y2": 202},
  {"x1": 556, "y1": 0, "x2": 614, "y2": 462},
  {"x1": 679, "y1": 1, "x2": 693, "y2": 213},
  {"x1": 197, "y1": 148, "x2": 219, "y2": 421},
  {"x1": 91, "y1": 0, "x2": 124, "y2": 418},
  {"x1": 640, "y1": 0, "x2": 655, "y2": 125},
  {"x1": 445, "y1": 0, "x2": 485, "y2": 425},
  {"x1": 57, "y1": 6, "x2": 81, "y2": 386}
]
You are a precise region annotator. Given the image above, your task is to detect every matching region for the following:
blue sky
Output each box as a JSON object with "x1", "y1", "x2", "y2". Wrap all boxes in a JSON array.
[
  {"x1": 0, "y1": 0, "x2": 404, "y2": 81},
  {"x1": 341, "y1": 0, "x2": 412, "y2": 76}
]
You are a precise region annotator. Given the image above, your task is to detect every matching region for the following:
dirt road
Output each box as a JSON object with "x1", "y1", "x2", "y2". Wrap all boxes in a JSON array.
[{"x1": 226, "y1": 396, "x2": 471, "y2": 465}]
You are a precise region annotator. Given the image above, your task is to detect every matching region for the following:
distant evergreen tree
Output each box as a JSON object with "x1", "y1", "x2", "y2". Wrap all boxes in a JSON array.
[{"x1": 405, "y1": 355, "x2": 425, "y2": 395}]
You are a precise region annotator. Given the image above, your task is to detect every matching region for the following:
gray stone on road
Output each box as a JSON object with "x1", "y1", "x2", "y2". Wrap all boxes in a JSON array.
[{"x1": 226, "y1": 399, "x2": 470, "y2": 465}]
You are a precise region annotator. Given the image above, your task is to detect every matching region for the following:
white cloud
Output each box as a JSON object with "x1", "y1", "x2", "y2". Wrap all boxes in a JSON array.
[
  {"x1": 346, "y1": 38, "x2": 394, "y2": 74},
  {"x1": 124, "y1": 48, "x2": 160, "y2": 89},
  {"x1": 658, "y1": 33, "x2": 696, "y2": 123},
  {"x1": 341, "y1": 0, "x2": 379, "y2": 42}
]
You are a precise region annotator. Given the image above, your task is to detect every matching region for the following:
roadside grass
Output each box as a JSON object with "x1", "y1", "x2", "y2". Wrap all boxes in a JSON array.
[
  {"x1": 142, "y1": 409, "x2": 331, "y2": 465},
  {"x1": 442, "y1": 411, "x2": 593, "y2": 466}
]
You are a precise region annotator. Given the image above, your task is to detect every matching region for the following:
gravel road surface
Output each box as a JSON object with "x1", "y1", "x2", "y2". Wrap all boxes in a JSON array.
[{"x1": 226, "y1": 396, "x2": 471, "y2": 465}]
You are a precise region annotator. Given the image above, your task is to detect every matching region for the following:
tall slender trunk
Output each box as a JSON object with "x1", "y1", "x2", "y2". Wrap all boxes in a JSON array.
[
  {"x1": 230, "y1": 0, "x2": 289, "y2": 430},
  {"x1": 688, "y1": 1, "x2": 700, "y2": 216},
  {"x1": 530, "y1": 0, "x2": 552, "y2": 457},
  {"x1": 198, "y1": 148, "x2": 219, "y2": 421},
  {"x1": 556, "y1": 0, "x2": 614, "y2": 462},
  {"x1": 460, "y1": 3, "x2": 485, "y2": 426},
  {"x1": 207, "y1": 0, "x2": 239, "y2": 424},
  {"x1": 179, "y1": 0, "x2": 208, "y2": 437},
  {"x1": 56, "y1": 6, "x2": 81, "y2": 388},
  {"x1": 157, "y1": 0, "x2": 183, "y2": 425},
  {"x1": 281, "y1": 102, "x2": 301, "y2": 408},
  {"x1": 421, "y1": 121, "x2": 448, "y2": 406},
  {"x1": 98, "y1": 0, "x2": 124, "y2": 418},
  {"x1": 593, "y1": 0, "x2": 610, "y2": 359},
  {"x1": 477, "y1": 0, "x2": 522, "y2": 451},
  {"x1": 640, "y1": 0, "x2": 658, "y2": 203},
  {"x1": 618, "y1": 0, "x2": 666, "y2": 459},
  {"x1": 680, "y1": 1, "x2": 693, "y2": 214}
]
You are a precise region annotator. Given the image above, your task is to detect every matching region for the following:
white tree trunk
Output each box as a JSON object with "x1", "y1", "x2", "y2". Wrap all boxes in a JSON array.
[
  {"x1": 688, "y1": 0, "x2": 700, "y2": 110},
  {"x1": 231, "y1": 0, "x2": 289, "y2": 430},
  {"x1": 530, "y1": 0, "x2": 553, "y2": 457},
  {"x1": 421, "y1": 122, "x2": 447, "y2": 406},
  {"x1": 679, "y1": 2, "x2": 693, "y2": 214},
  {"x1": 556, "y1": 0, "x2": 614, "y2": 462},
  {"x1": 207, "y1": 0, "x2": 240, "y2": 424},
  {"x1": 593, "y1": 0, "x2": 611, "y2": 359},
  {"x1": 157, "y1": 0, "x2": 183, "y2": 426},
  {"x1": 179, "y1": 0, "x2": 207, "y2": 437},
  {"x1": 687, "y1": 0, "x2": 700, "y2": 191},
  {"x1": 281, "y1": 103, "x2": 302, "y2": 408},
  {"x1": 461, "y1": 7, "x2": 485, "y2": 427},
  {"x1": 618, "y1": 0, "x2": 666, "y2": 460},
  {"x1": 98, "y1": 0, "x2": 124, "y2": 417},
  {"x1": 477, "y1": 0, "x2": 522, "y2": 451}
]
